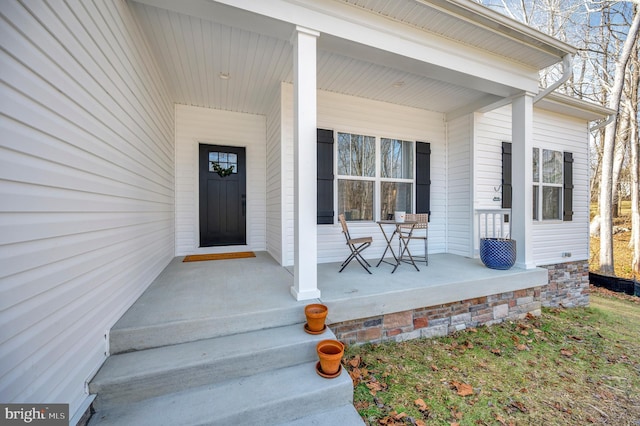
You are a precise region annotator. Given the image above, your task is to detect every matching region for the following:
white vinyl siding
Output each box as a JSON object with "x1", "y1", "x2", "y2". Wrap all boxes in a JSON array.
[
  {"x1": 474, "y1": 108, "x2": 512, "y2": 209},
  {"x1": 280, "y1": 85, "x2": 295, "y2": 266},
  {"x1": 0, "y1": 0, "x2": 174, "y2": 421},
  {"x1": 174, "y1": 105, "x2": 267, "y2": 255},
  {"x1": 280, "y1": 83, "x2": 446, "y2": 266},
  {"x1": 531, "y1": 109, "x2": 589, "y2": 264},
  {"x1": 447, "y1": 115, "x2": 473, "y2": 256},
  {"x1": 266, "y1": 89, "x2": 283, "y2": 264},
  {"x1": 475, "y1": 106, "x2": 589, "y2": 265}
]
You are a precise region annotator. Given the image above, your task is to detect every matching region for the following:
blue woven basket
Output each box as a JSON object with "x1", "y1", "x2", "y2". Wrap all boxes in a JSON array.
[{"x1": 479, "y1": 238, "x2": 516, "y2": 270}]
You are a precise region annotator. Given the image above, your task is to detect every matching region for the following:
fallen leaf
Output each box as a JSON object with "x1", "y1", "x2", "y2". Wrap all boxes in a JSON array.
[
  {"x1": 431, "y1": 364, "x2": 439, "y2": 371},
  {"x1": 394, "y1": 412, "x2": 407, "y2": 420},
  {"x1": 348, "y1": 355, "x2": 361, "y2": 368},
  {"x1": 491, "y1": 348, "x2": 502, "y2": 355},
  {"x1": 415, "y1": 398, "x2": 429, "y2": 412},
  {"x1": 416, "y1": 420, "x2": 427, "y2": 426},
  {"x1": 354, "y1": 401, "x2": 369, "y2": 411},
  {"x1": 452, "y1": 381, "x2": 473, "y2": 396},
  {"x1": 508, "y1": 401, "x2": 528, "y2": 413},
  {"x1": 560, "y1": 349, "x2": 574, "y2": 357},
  {"x1": 516, "y1": 344, "x2": 529, "y2": 351},
  {"x1": 366, "y1": 381, "x2": 384, "y2": 396},
  {"x1": 495, "y1": 413, "x2": 507, "y2": 425}
]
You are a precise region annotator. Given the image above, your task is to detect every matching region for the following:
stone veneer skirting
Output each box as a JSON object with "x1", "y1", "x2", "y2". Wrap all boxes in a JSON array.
[{"x1": 329, "y1": 260, "x2": 589, "y2": 345}]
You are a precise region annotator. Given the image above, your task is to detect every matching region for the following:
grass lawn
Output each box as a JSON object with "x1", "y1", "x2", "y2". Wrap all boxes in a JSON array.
[{"x1": 344, "y1": 292, "x2": 640, "y2": 425}]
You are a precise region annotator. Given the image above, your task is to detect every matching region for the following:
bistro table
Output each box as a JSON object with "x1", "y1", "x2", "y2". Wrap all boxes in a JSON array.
[{"x1": 375, "y1": 220, "x2": 420, "y2": 273}]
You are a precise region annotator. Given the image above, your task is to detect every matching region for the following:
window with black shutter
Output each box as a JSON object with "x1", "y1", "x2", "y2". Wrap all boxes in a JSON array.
[{"x1": 316, "y1": 132, "x2": 431, "y2": 222}]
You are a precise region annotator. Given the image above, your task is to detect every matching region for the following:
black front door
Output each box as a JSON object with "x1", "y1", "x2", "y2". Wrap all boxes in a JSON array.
[{"x1": 199, "y1": 144, "x2": 246, "y2": 247}]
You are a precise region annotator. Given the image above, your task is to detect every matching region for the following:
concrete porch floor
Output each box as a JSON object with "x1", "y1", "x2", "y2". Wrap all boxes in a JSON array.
[{"x1": 113, "y1": 251, "x2": 548, "y2": 337}]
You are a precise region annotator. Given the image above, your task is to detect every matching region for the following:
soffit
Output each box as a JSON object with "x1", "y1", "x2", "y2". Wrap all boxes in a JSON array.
[
  {"x1": 132, "y1": 0, "x2": 585, "y2": 116},
  {"x1": 131, "y1": 1, "x2": 496, "y2": 115}
]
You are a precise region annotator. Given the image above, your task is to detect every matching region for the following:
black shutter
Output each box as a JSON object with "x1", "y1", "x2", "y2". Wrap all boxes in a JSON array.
[
  {"x1": 317, "y1": 129, "x2": 334, "y2": 224},
  {"x1": 502, "y1": 142, "x2": 512, "y2": 209},
  {"x1": 563, "y1": 151, "x2": 573, "y2": 221},
  {"x1": 416, "y1": 142, "x2": 431, "y2": 216}
]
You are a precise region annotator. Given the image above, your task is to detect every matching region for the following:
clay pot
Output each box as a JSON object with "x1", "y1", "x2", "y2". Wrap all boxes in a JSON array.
[
  {"x1": 305, "y1": 304, "x2": 328, "y2": 333},
  {"x1": 316, "y1": 339, "x2": 344, "y2": 376}
]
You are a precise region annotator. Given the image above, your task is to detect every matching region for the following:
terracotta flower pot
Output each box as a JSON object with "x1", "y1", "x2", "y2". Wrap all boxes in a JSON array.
[
  {"x1": 305, "y1": 303, "x2": 328, "y2": 333},
  {"x1": 316, "y1": 339, "x2": 344, "y2": 376}
]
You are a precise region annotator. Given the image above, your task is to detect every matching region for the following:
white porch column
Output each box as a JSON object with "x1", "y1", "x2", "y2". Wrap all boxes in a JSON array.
[
  {"x1": 511, "y1": 93, "x2": 535, "y2": 269},
  {"x1": 290, "y1": 26, "x2": 321, "y2": 300}
]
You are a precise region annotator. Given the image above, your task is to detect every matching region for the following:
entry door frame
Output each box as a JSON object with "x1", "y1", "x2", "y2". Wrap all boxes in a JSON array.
[{"x1": 198, "y1": 143, "x2": 247, "y2": 248}]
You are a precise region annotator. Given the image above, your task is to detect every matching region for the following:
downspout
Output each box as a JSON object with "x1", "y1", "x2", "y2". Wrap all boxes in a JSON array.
[{"x1": 533, "y1": 54, "x2": 573, "y2": 104}]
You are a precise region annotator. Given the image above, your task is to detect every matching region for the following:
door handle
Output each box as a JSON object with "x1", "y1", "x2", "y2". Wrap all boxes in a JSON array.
[{"x1": 242, "y1": 194, "x2": 246, "y2": 216}]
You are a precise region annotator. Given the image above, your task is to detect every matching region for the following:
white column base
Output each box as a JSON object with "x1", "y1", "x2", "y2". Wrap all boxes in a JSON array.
[{"x1": 290, "y1": 286, "x2": 321, "y2": 301}]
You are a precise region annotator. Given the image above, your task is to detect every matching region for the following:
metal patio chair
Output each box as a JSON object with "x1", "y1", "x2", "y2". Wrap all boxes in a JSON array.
[
  {"x1": 399, "y1": 213, "x2": 429, "y2": 266},
  {"x1": 338, "y1": 214, "x2": 373, "y2": 274}
]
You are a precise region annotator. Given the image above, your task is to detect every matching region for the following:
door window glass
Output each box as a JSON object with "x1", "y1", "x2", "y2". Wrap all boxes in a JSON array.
[{"x1": 209, "y1": 152, "x2": 237, "y2": 174}]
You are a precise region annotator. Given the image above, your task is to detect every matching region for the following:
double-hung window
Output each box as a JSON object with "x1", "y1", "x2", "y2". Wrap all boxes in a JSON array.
[
  {"x1": 337, "y1": 133, "x2": 376, "y2": 221},
  {"x1": 336, "y1": 132, "x2": 414, "y2": 221},
  {"x1": 501, "y1": 142, "x2": 573, "y2": 222},
  {"x1": 380, "y1": 138, "x2": 413, "y2": 218},
  {"x1": 533, "y1": 148, "x2": 563, "y2": 220}
]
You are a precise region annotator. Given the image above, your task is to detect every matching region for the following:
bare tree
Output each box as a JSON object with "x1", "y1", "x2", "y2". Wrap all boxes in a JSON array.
[
  {"x1": 627, "y1": 40, "x2": 640, "y2": 275},
  {"x1": 599, "y1": 6, "x2": 640, "y2": 274},
  {"x1": 476, "y1": 0, "x2": 640, "y2": 276}
]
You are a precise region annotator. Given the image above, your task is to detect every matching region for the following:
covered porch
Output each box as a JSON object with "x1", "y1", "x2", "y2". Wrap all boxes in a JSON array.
[
  {"x1": 130, "y1": 0, "x2": 577, "y2": 301},
  {"x1": 110, "y1": 251, "x2": 548, "y2": 350}
]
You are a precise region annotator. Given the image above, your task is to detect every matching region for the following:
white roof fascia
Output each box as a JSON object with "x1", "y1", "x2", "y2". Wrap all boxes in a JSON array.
[
  {"x1": 535, "y1": 92, "x2": 615, "y2": 122},
  {"x1": 423, "y1": 0, "x2": 577, "y2": 58}
]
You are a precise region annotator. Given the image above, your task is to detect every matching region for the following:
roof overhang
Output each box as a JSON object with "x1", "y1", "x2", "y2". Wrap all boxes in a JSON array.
[
  {"x1": 129, "y1": 0, "x2": 582, "y2": 116},
  {"x1": 536, "y1": 92, "x2": 615, "y2": 122},
  {"x1": 421, "y1": 0, "x2": 577, "y2": 61}
]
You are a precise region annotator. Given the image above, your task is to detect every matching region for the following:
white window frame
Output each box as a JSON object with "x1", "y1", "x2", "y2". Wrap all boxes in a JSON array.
[
  {"x1": 533, "y1": 147, "x2": 563, "y2": 221},
  {"x1": 335, "y1": 131, "x2": 415, "y2": 222}
]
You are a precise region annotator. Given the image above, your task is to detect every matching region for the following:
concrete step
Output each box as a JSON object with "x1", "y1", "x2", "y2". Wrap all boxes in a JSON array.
[
  {"x1": 88, "y1": 361, "x2": 357, "y2": 426},
  {"x1": 276, "y1": 404, "x2": 364, "y2": 425},
  {"x1": 90, "y1": 324, "x2": 333, "y2": 409},
  {"x1": 109, "y1": 305, "x2": 305, "y2": 354}
]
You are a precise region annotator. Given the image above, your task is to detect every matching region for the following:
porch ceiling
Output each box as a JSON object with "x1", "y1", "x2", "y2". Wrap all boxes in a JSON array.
[{"x1": 130, "y1": 0, "x2": 572, "y2": 116}]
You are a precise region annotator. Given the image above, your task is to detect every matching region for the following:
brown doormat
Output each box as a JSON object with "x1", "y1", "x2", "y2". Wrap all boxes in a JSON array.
[{"x1": 183, "y1": 252, "x2": 256, "y2": 262}]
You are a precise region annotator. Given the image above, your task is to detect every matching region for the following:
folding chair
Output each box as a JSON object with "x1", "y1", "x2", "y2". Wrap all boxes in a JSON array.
[
  {"x1": 338, "y1": 214, "x2": 373, "y2": 274},
  {"x1": 399, "y1": 213, "x2": 429, "y2": 266}
]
